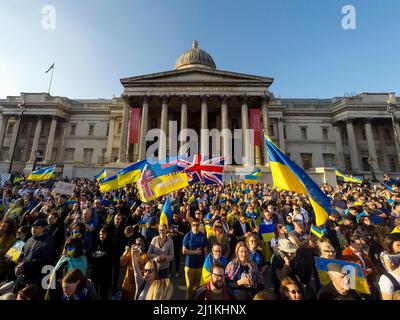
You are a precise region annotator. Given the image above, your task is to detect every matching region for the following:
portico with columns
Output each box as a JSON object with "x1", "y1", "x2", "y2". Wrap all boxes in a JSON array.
[{"x1": 0, "y1": 42, "x2": 399, "y2": 183}]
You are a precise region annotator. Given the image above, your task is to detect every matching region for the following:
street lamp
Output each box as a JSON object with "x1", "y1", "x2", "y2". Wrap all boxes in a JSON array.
[
  {"x1": 387, "y1": 94, "x2": 400, "y2": 171},
  {"x1": 367, "y1": 156, "x2": 376, "y2": 182},
  {"x1": 8, "y1": 101, "x2": 26, "y2": 174}
]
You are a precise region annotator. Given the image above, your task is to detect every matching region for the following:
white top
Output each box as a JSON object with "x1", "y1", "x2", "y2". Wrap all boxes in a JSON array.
[{"x1": 379, "y1": 271, "x2": 400, "y2": 296}]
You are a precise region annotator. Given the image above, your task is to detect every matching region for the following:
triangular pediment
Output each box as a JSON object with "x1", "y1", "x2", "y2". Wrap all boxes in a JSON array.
[{"x1": 120, "y1": 67, "x2": 273, "y2": 87}]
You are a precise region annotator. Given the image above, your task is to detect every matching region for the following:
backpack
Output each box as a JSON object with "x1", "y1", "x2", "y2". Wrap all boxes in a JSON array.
[{"x1": 383, "y1": 272, "x2": 400, "y2": 292}]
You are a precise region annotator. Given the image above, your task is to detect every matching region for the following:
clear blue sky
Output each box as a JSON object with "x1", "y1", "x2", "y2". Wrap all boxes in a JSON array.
[{"x1": 0, "y1": 0, "x2": 399, "y2": 99}]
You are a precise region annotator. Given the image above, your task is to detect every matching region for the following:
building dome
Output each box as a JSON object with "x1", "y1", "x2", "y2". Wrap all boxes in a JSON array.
[{"x1": 174, "y1": 40, "x2": 216, "y2": 71}]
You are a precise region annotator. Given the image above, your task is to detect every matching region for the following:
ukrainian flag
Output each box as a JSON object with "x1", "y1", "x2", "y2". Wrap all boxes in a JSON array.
[
  {"x1": 265, "y1": 133, "x2": 330, "y2": 226},
  {"x1": 117, "y1": 160, "x2": 147, "y2": 187},
  {"x1": 99, "y1": 174, "x2": 120, "y2": 193},
  {"x1": 244, "y1": 168, "x2": 262, "y2": 184},
  {"x1": 159, "y1": 196, "x2": 172, "y2": 227},
  {"x1": 94, "y1": 168, "x2": 107, "y2": 182},
  {"x1": 310, "y1": 225, "x2": 325, "y2": 238},
  {"x1": 259, "y1": 223, "x2": 275, "y2": 262},
  {"x1": 26, "y1": 165, "x2": 56, "y2": 181},
  {"x1": 334, "y1": 167, "x2": 362, "y2": 184}
]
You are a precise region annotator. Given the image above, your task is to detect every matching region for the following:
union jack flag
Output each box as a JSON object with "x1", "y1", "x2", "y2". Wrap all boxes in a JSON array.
[
  {"x1": 177, "y1": 154, "x2": 225, "y2": 185},
  {"x1": 137, "y1": 165, "x2": 155, "y2": 200}
]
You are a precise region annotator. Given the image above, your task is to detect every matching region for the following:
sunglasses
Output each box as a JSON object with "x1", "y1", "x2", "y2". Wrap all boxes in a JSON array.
[
  {"x1": 211, "y1": 273, "x2": 224, "y2": 278},
  {"x1": 215, "y1": 225, "x2": 222, "y2": 229},
  {"x1": 192, "y1": 224, "x2": 199, "y2": 227},
  {"x1": 143, "y1": 269, "x2": 154, "y2": 273},
  {"x1": 289, "y1": 289, "x2": 301, "y2": 295}
]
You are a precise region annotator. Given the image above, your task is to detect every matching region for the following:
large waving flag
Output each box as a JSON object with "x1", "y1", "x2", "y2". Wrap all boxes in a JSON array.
[
  {"x1": 159, "y1": 197, "x2": 173, "y2": 227},
  {"x1": 117, "y1": 160, "x2": 147, "y2": 187},
  {"x1": 26, "y1": 165, "x2": 56, "y2": 181},
  {"x1": 177, "y1": 154, "x2": 225, "y2": 185},
  {"x1": 99, "y1": 174, "x2": 120, "y2": 193},
  {"x1": 94, "y1": 168, "x2": 107, "y2": 182},
  {"x1": 334, "y1": 167, "x2": 362, "y2": 184},
  {"x1": 244, "y1": 168, "x2": 262, "y2": 184},
  {"x1": 137, "y1": 164, "x2": 189, "y2": 203},
  {"x1": 265, "y1": 133, "x2": 330, "y2": 226}
]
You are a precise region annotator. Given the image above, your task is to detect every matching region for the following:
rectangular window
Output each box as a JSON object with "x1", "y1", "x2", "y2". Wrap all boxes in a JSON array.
[
  {"x1": 341, "y1": 128, "x2": 348, "y2": 141},
  {"x1": 300, "y1": 153, "x2": 312, "y2": 170},
  {"x1": 65, "y1": 148, "x2": 75, "y2": 162},
  {"x1": 301, "y1": 127, "x2": 307, "y2": 140},
  {"x1": 83, "y1": 148, "x2": 93, "y2": 164},
  {"x1": 112, "y1": 148, "x2": 119, "y2": 162},
  {"x1": 283, "y1": 126, "x2": 287, "y2": 139},
  {"x1": 362, "y1": 157, "x2": 370, "y2": 171},
  {"x1": 0, "y1": 148, "x2": 9, "y2": 161},
  {"x1": 232, "y1": 119, "x2": 239, "y2": 130},
  {"x1": 323, "y1": 154, "x2": 335, "y2": 167},
  {"x1": 106, "y1": 124, "x2": 109, "y2": 136},
  {"x1": 362, "y1": 128, "x2": 367, "y2": 140},
  {"x1": 389, "y1": 156, "x2": 398, "y2": 172},
  {"x1": 344, "y1": 154, "x2": 352, "y2": 171},
  {"x1": 70, "y1": 124, "x2": 76, "y2": 136},
  {"x1": 384, "y1": 128, "x2": 393, "y2": 140},
  {"x1": 151, "y1": 118, "x2": 158, "y2": 129},
  {"x1": 6, "y1": 122, "x2": 15, "y2": 135},
  {"x1": 89, "y1": 124, "x2": 95, "y2": 136},
  {"x1": 269, "y1": 124, "x2": 275, "y2": 136},
  {"x1": 117, "y1": 123, "x2": 122, "y2": 134},
  {"x1": 322, "y1": 128, "x2": 328, "y2": 140}
]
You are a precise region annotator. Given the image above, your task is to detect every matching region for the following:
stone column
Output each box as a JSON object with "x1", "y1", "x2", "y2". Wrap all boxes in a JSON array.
[
  {"x1": 44, "y1": 117, "x2": 57, "y2": 164},
  {"x1": 333, "y1": 123, "x2": 346, "y2": 169},
  {"x1": 364, "y1": 119, "x2": 379, "y2": 171},
  {"x1": 278, "y1": 117, "x2": 285, "y2": 152},
  {"x1": 22, "y1": 120, "x2": 34, "y2": 162},
  {"x1": 8, "y1": 117, "x2": 20, "y2": 161},
  {"x1": 220, "y1": 95, "x2": 230, "y2": 164},
  {"x1": 254, "y1": 107, "x2": 262, "y2": 166},
  {"x1": 261, "y1": 97, "x2": 269, "y2": 165},
  {"x1": 138, "y1": 96, "x2": 149, "y2": 161},
  {"x1": 118, "y1": 101, "x2": 130, "y2": 163},
  {"x1": 241, "y1": 96, "x2": 251, "y2": 166},
  {"x1": 159, "y1": 95, "x2": 169, "y2": 160},
  {"x1": 57, "y1": 122, "x2": 67, "y2": 163},
  {"x1": 29, "y1": 118, "x2": 43, "y2": 162},
  {"x1": 200, "y1": 95, "x2": 208, "y2": 157},
  {"x1": 346, "y1": 118, "x2": 361, "y2": 172},
  {"x1": 106, "y1": 115, "x2": 116, "y2": 162},
  {"x1": 0, "y1": 116, "x2": 8, "y2": 153}
]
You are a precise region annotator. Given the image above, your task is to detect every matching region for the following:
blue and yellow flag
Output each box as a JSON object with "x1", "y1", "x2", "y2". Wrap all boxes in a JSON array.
[
  {"x1": 26, "y1": 165, "x2": 56, "y2": 181},
  {"x1": 315, "y1": 257, "x2": 371, "y2": 295},
  {"x1": 244, "y1": 168, "x2": 262, "y2": 184},
  {"x1": 334, "y1": 167, "x2": 362, "y2": 184},
  {"x1": 137, "y1": 164, "x2": 189, "y2": 203},
  {"x1": 264, "y1": 133, "x2": 330, "y2": 226},
  {"x1": 99, "y1": 174, "x2": 120, "y2": 193},
  {"x1": 118, "y1": 160, "x2": 147, "y2": 188},
  {"x1": 159, "y1": 197, "x2": 172, "y2": 227},
  {"x1": 259, "y1": 223, "x2": 275, "y2": 262},
  {"x1": 310, "y1": 225, "x2": 325, "y2": 238},
  {"x1": 94, "y1": 168, "x2": 107, "y2": 182}
]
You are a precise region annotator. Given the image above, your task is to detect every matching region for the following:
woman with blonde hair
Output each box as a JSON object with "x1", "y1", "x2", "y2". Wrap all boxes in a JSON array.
[
  {"x1": 146, "y1": 278, "x2": 173, "y2": 300},
  {"x1": 207, "y1": 220, "x2": 231, "y2": 259},
  {"x1": 318, "y1": 241, "x2": 336, "y2": 259},
  {"x1": 225, "y1": 241, "x2": 263, "y2": 300}
]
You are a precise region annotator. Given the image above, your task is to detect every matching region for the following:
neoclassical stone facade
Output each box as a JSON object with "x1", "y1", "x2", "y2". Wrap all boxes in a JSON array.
[{"x1": 0, "y1": 41, "x2": 398, "y2": 182}]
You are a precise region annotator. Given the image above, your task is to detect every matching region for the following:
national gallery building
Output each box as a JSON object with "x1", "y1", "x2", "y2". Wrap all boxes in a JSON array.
[{"x1": 0, "y1": 41, "x2": 398, "y2": 182}]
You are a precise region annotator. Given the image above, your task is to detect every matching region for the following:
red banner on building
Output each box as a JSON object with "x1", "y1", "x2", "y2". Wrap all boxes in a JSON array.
[
  {"x1": 129, "y1": 108, "x2": 141, "y2": 144},
  {"x1": 249, "y1": 108, "x2": 262, "y2": 145}
]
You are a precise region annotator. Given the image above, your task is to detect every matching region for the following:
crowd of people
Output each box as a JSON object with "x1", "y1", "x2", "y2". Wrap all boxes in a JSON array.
[{"x1": 0, "y1": 173, "x2": 400, "y2": 301}]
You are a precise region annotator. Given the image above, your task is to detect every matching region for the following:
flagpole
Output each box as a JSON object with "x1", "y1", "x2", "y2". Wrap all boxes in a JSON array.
[{"x1": 48, "y1": 64, "x2": 54, "y2": 95}]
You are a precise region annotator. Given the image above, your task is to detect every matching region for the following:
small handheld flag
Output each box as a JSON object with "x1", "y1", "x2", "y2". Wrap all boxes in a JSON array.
[
  {"x1": 26, "y1": 164, "x2": 56, "y2": 181},
  {"x1": 310, "y1": 225, "x2": 325, "y2": 238},
  {"x1": 159, "y1": 197, "x2": 173, "y2": 227},
  {"x1": 244, "y1": 168, "x2": 262, "y2": 184},
  {"x1": 94, "y1": 168, "x2": 107, "y2": 182}
]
